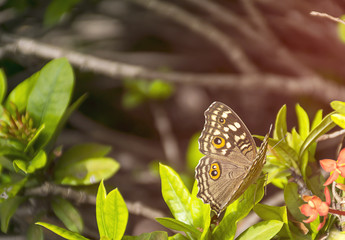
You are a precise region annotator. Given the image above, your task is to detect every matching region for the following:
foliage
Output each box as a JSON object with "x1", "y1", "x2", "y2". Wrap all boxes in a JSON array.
[{"x1": 0, "y1": 59, "x2": 119, "y2": 239}]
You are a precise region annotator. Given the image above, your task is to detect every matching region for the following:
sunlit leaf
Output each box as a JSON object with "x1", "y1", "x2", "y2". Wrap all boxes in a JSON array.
[
  {"x1": 159, "y1": 163, "x2": 193, "y2": 225},
  {"x1": 186, "y1": 132, "x2": 203, "y2": 172},
  {"x1": 236, "y1": 220, "x2": 284, "y2": 240},
  {"x1": 27, "y1": 58, "x2": 74, "y2": 148},
  {"x1": 0, "y1": 196, "x2": 25, "y2": 233},
  {"x1": 156, "y1": 218, "x2": 201, "y2": 239},
  {"x1": 295, "y1": 104, "x2": 310, "y2": 139},
  {"x1": 36, "y1": 222, "x2": 90, "y2": 240},
  {"x1": 0, "y1": 69, "x2": 7, "y2": 104},
  {"x1": 52, "y1": 197, "x2": 83, "y2": 233},
  {"x1": 274, "y1": 105, "x2": 287, "y2": 141}
]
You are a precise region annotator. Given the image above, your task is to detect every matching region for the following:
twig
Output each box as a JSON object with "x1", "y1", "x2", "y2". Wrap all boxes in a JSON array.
[
  {"x1": 2, "y1": 34, "x2": 345, "y2": 103},
  {"x1": 127, "y1": 0, "x2": 258, "y2": 73},
  {"x1": 69, "y1": 111, "x2": 164, "y2": 159},
  {"x1": 310, "y1": 11, "x2": 345, "y2": 26},
  {"x1": 317, "y1": 129, "x2": 345, "y2": 142},
  {"x1": 26, "y1": 182, "x2": 165, "y2": 219},
  {"x1": 150, "y1": 102, "x2": 181, "y2": 169}
]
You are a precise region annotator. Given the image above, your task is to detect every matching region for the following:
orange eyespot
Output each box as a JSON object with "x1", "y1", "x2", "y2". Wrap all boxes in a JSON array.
[
  {"x1": 209, "y1": 162, "x2": 221, "y2": 180},
  {"x1": 218, "y1": 117, "x2": 225, "y2": 124},
  {"x1": 212, "y1": 136, "x2": 225, "y2": 149}
]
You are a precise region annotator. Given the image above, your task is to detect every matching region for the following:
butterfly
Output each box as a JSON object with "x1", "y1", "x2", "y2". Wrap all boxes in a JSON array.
[{"x1": 195, "y1": 101, "x2": 271, "y2": 216}]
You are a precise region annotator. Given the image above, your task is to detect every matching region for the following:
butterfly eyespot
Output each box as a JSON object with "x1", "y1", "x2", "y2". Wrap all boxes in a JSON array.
[
  {"x1": 218, "y1": 117, "x2": 225, "y2": 124},
  {"x1": 209, "y1": 162, "x2": 221, "y2": 180},
  {"x1": 212, "y1": 137, "x2": 225, "y2": 148}
]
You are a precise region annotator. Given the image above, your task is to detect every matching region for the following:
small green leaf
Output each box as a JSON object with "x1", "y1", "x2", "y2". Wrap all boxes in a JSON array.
[
  {"x1": 338, "y1": 16, "x2": 345, "y2": 44},
  {"x1": 0, "y1": 69, "x2": 7, "y2": 104},
  {"x1": 56, "y1": 143, "x2": 112, "y2": 170},
  {"x1": 103, "y1": 188, "x2": 128, "y2": 240},
  {"x1": 284, "y1": 182, "x2": 305, "y2": 222},
  {"x1": 54, "y1": 157, "x2": 119, "y2": 185},
  {"x1": 295, "y1": 104, "x2": 310, "y2": 139},
  {"x1": 96, "y1": 180, "x2": 107, "y2": 237},
  {"x1": 0, "y1": 196, "x2": 25, "y2": 233},
  {"x1": 311, "y1": 109, "x2": 323, "y2": 130},
  {"x1": 168, "y1": 233, "x2": 189, "y2": 240},
  {"x1": 27, "y1": 223, "x2": 43, "y2": 240},
  {"x1": 25, "y1": 124, "x2": 45, "y2": 152},
  {"x1": 236, "y1": 220, "x2": 284, "y2": 240},
  {"x1": 186, "y1": 132, "x2": 203, "y2": 172},
  {"x1": 36, "y1": 222, "x2": 90, "y2": 240},
  {"x1": 190, "y1": 181, "x2": 210, "y2": 229},
  {"x1": 5, "y1": 71, "x2": 39, "y2": 112},
  {"x1": 331, "y1": 101, "x2": 345, "y2": 114},
  {"x1": 0, "y1": 178, "x2": 27, "y2": 203},
  {"x1": 96, "y1": 181, "x2": 128, "y2": 240},
  {"x1": 274, "y1": 105, "x2": 287, "y2": 141},
  {"x1": 156, "y1": 217, "x2": 201, "y2": 239},
  {"x1": 331, "y1": 113, "x2": 345, "y2": 129},
  {"x1": 254, "y1": 204, "x2": 292, "y2": 239},
  {"x1": 159, "y1": 163, "x2": 193, "y2": 225},
  {"x1": 13, "y1": 159, "x2": 27, "y2": 173},
  {"x1": 52, "y1": 197, "x2": 83, "y2": 233},
  {"x1": 44, "y1": 0, "x2": 81, "y2": 27},
  {"x1": 27, "y1": 149, "x2": 47, "y2": 173},
  {"x1": 27, "y1": 58, "x2": 74, "y2": 149},
  {"x1": 147, "y1": 80, "x2": 174, "y2": 100},
  {"x1": 299, "y1": 112, "x2": 336, "y2": 160}
]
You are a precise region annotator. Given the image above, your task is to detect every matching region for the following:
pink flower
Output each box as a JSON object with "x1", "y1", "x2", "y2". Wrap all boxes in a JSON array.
[
  {"x1": 320, "y1": 148, "x2": 345, "y2": 186},
  {"x1": 299, "y1": 187, "x2": 331, "y2": 231}
]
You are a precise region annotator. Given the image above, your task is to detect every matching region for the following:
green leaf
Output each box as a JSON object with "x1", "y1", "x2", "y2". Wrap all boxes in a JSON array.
[
  {"x1": 122, "y1": 91, "x2": 145, "y2": 109},
  {"x1": 25, "y1": 124, "x2": 45, "y2": 152},
  {"x1": 0, "y1": 196, "x2": 25, "y2": 233},
  {"x1": 254, "y1": 204, "x2": 292, "y2": 239},
  {"x1": 236, "y1": 220, "x2": 284, "y2": 240},
  {"x1": 331, "y1": 113, "x2": 345, "y2": 129},
  {"x1": 338, "y1": 15, "x2": 345, "y2": 44},
  {"x1": 104, "y1": 189, "x2": 128, "y2": 240},
  {"x1": 311, "y1": 110, "x2": 323, "y2": 130},
  {"x1": 331, "y1": 101, "x2": 345, "y2": 114},
  {"x1": 46, "y1": 93, "x2": 87, "y2": 150},
  {"x1": 123, "y1": 231, "x2": 169, "y2": 240},
  {"x1": 168, "y1": 233, "x2": 189, "y2": 240},
  {"x1": 190, "y1": 181, "x2": 210, "y2": 229},
  {"x1": 147, "y1": 80, "x2": 174, "y2": 100},
  {"x1": 0, "y1": 178, "x2": 27, "y2": 202},
  {"x1": 54, "y1": 157, "x2": 119, "y2": 185},
  {"x1": 27, "y1": 149, "x2": 47, "y2": 173},
  {"x1": 159, "y1": 163, "x2": 193, "y2": 225},
  {"x1": 27, "y1": 58, "x2": 74, "y2": 148},
  {"x1": 274, "y1": 105, "x2": 287, "y2": 141},
  {"x1": 0, "y1": 69, "x2": 7, "y2": 104},
  {"x1": 13, "y1": 159, "x2": 27, "y2": 173},
  {"x1": 186, "y1": 132, "x2": 203, "y2": 172},
  {"x1": 284, "y1": 182, "x2": 305, "y2": 222},
  {"x1": 5, "y1": 71, "x2": 39, "y2": 112},
  {"x1": 299, "y1": 112, "x2": 336, "y2": 160},
  {"x1": 36, "y1": 222, "x2": 90, "y2": 240},
  {"x1": 27, "y1": 223, "x2": 43, "y2": 240},
  {"x1": 55, "y1": 143, "x2": 111, "y2": 170},
  {"x1": 295, "y1": 104, "x2": 310, "y2": 139},
  {"x1": 156, "y1": 217, "x2": 201, "y2": 239},
  {"x1": 52, "y1": 197, "x2": 83, "y2": 233},
  {"x1": 44, "y1": 0, "x2": 81, "y2": 27},
  {"x1": 213, "y1": 177, "x2": 265, "y2": 239},
  {"x1": 96, "y1": 180, "x2": 107, "y2": 237},
  {"x1": 96, "y1": 181, "x2": 128, "y2": 240}
]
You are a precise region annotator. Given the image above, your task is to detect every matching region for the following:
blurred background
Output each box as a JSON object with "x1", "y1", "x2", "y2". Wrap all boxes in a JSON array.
[{"x1": 1, "y1": 0, "x2": 345, "y2": 238}]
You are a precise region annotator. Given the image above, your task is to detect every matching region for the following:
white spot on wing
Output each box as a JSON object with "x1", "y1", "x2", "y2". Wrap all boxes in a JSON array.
[
  {"x1": 229, "y1": 124, "x2": 237, "y2": 131},
  {"x1": 234, "y1": 122, "x2": 241, "y2": 128}
]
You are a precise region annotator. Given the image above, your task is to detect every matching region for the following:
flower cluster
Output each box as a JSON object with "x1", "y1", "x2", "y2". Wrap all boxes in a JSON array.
[{"x1": 300, "y1": 148, "x2": 345, "y2": 231}]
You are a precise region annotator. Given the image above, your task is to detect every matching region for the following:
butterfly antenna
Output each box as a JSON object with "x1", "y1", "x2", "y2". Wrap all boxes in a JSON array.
[{"x1": 271, "y1": 134, "x2": 288, "y2": 150}]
